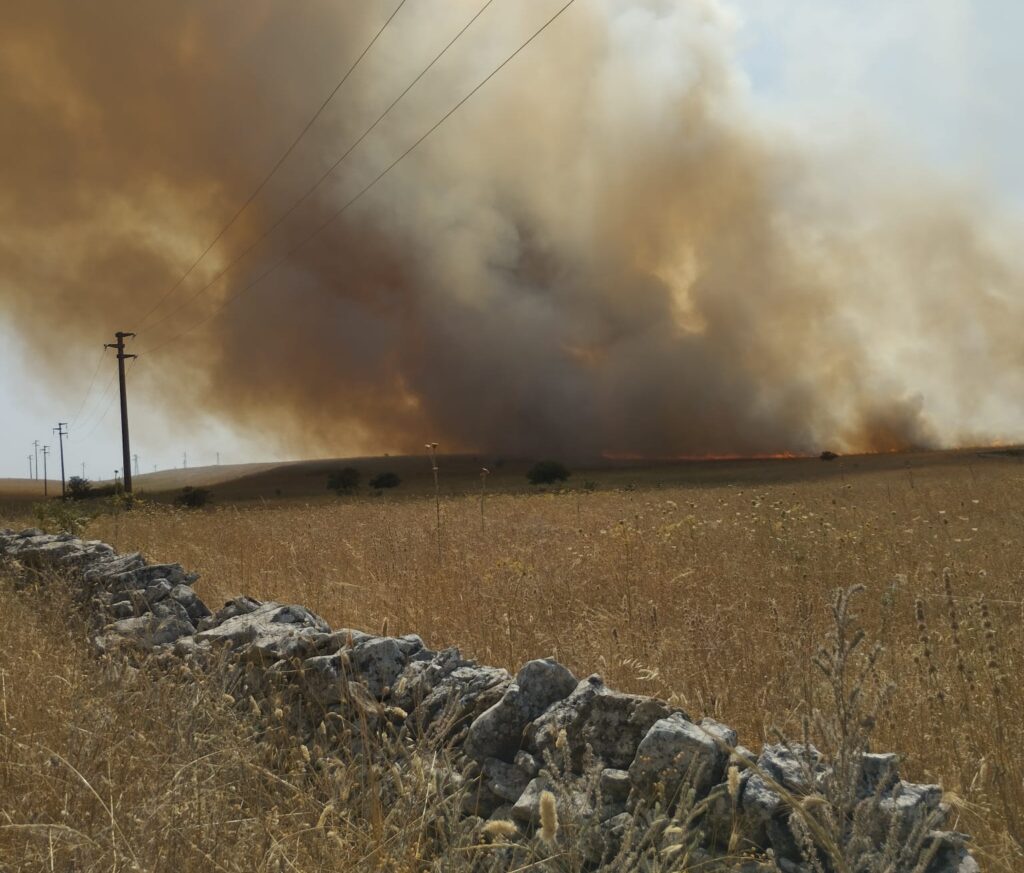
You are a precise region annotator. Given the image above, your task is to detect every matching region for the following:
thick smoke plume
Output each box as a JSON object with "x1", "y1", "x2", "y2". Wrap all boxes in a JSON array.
[{"x1": 2, "y1": 0, "x2": 1022, "y2": 458}]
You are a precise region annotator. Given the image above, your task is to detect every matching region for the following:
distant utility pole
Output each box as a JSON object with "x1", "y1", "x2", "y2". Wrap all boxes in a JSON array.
[
  {"x1": 426, "y1": 442, "x2": 441, "y2": 561},
  {"x1": 27, "y1": 455, "x2": 33, "y2": 479},
  {"x1": 183, "y1": 452, "x2": 187, "y2": 469},
  {"x1": 53, "y1": 422, "x2": 68, "y2": 499},
  {"x1": 104, "y1": 332, "x2": 136, "y2": 495},
  {"x1": 32, "y1": 440, "x2": 40, "y2": 480},
  {"x1": 216, "y1": 451, "x2": 220, "y2": 466},
  {"x1": 42, "y1": 445, "x2": 49, "y2": 496},
  {"x1": 133, "y1": 454, "x2": 139, "y2": 477},
  {"x1": 81, "y1": 462, "x2": 86, "y2": 479}
]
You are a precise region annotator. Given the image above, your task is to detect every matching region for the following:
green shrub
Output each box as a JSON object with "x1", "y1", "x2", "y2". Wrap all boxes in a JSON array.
[
  {"x1": 327, "y1": 467, "x2": 360, "y2": 495},
  {"x1": 32, "y1": 501, "x2": 91, "y2": 536},
  {"x1": 67, "y1": 476, "x2": 93, "y2": 500},
  {"x1": 176, "y1": 486, "x2": 211, "y2": 509},
  {"x1": 527, "y1": 460, "x2": 570, "y2": 485},
  {"x1": 369, "y1": 472, "x2": 400, "y2": 490}
]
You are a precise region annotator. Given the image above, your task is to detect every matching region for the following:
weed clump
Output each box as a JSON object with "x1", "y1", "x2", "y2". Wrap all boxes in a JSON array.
[
  {"x1": 327, "y1": 467, "x2": 360, "y2": 495},
  {"x1": 527, "y1": 460, "x2": 570, "y2": 485},
  {"x1": 369, "y1": 472, "x2": 400, "y2": 491}
]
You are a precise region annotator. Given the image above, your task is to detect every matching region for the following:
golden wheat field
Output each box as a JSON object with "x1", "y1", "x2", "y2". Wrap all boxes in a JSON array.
[{"x1": 3, "y1": 453, "x2": 1024, "y2": 870}]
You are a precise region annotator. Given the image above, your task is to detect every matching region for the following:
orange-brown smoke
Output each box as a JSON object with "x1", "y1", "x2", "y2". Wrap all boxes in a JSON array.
[{"x1": 2, "y1": 0, "x2": 1023, "y2": 458}]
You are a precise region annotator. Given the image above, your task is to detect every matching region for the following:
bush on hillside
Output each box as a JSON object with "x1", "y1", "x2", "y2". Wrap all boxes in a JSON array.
[
  {"x1": 369, "y1": 472, "x2": 400, "y2": 490},
  {"x1": 67, "y1": 476, "x2": 93, "y2": 500},
  {"x1": 327, "y1": 467, "x2": 361, "y2": 495},
  {"x1": 526, "y1": 460, "x2": 570, "y2": 485},
  {"x1": 176, "y1": 486, "x2": 211, "y2": 509}
]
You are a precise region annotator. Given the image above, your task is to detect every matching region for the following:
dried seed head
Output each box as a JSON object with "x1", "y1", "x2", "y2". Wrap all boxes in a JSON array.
[
  {"x1": 482, "y1": 819, "x2": 518, "y2": 841},
  {"x1": 727, "y1": 765, "x2": 740, "y2": 802},
  {"x1": 539, "y1": 790, "x2": 558, "y2": 844}
]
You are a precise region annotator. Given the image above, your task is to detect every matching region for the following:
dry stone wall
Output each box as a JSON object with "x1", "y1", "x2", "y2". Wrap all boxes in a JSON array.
[{"x1": 0, "y1": 527, "x2": 977, "y2": 873}]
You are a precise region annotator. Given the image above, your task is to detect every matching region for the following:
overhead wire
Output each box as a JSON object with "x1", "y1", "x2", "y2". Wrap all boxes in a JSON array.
[
  {"x1": 138, "y1": 0, "x2": 578, "y2": 358},
  {"x1": 134, "y1": 0, "x2": 410, "y2": 332},
  {"x1": 64, "y1": 3, "x2": 411, "y2": 457},
  {"x1": 77, "y1": 359, "x2": 139, "y2": 443},
  {"x1": 139, "y1": 0, "x2": 497, "y2": 342},
  {"x1": 71, "y1": 370, "x2": 118, "y2": 442},
  {"x1": 67, "y1": 346, "x2": 108, "y2": 429}
]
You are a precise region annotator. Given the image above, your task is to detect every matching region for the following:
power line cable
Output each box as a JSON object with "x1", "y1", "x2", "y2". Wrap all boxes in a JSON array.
[
  {"x1": 77, "y1": 359, "x2": 137, "y2": 443},
  {"x1": 139, "y1": 0, "x2": 577, "y2": 357},
  {"x1": 140, "y1": 0, "x2": 496, "y2": 340},
  {"x1": 68, "y1": 346, "x2": 108, "y2": 428},
  {"x1": 72, "y1": 368, "x2": 118, "y2": 441},
  {"x1": 134, "y1": 0, "x2": 410, "y2": 331}
]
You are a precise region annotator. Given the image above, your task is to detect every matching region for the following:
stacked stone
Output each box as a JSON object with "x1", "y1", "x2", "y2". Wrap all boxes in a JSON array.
[{"x1": 0, "y1": 528, "x2": 977, "y2": 873}]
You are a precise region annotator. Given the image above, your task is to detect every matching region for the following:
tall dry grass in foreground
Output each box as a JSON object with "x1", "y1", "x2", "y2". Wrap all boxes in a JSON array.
[
  {"x1": 3, "y1": 573, "x2": 651, "y2": 872},
  {"x1": 12, "y1": 458, "x2": 1024, "y2": 869}
]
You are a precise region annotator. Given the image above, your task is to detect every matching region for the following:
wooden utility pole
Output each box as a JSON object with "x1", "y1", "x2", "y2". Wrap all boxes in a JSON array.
[
  {"x1": 42, "y1": 445, "x2": 49, "y2": 496},
  {"x1": 104, "y1": 332, "x2": 136, "y2": 495},
  {"x1": 53, "y1": 422, "x2": 68, "y2": 499},
  {"x1": 32, "y1": 440, "x2": 39, "y2": 480},
  {"x1": 133, "y1": 454, "x2": 139, "y2": 477},
  {"x1": 27, "y1": 455, "x2": 33, "y2": 479}
]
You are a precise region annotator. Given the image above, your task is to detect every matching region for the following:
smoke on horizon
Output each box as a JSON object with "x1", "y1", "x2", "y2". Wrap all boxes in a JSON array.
[{"x1": 2, "y1": 0, "x2": 1023, "y2": 459}]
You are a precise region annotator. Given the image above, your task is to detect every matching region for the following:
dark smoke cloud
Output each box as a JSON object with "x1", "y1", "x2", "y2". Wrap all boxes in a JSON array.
[{"x1": 2, "y1": 0, "x2": 1022, "y2": 458}]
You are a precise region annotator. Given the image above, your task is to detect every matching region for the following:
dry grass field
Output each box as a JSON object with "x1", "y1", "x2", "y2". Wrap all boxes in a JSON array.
[
  {"x1": 3, "y1": 450, "x2": 1024, "y2": 869},
  {"x1": 0, "y1": 571, "x2": 564, "y2": 872}
]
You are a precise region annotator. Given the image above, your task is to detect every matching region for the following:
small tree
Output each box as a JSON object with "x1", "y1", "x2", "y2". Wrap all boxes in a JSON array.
[
  {"x1": 176, "y1": 486, "x2": 211, "y2": 508},
  {"x1": 369, "y1": 471, "x2": 400, "y2": 490},
  {"x1": 527, "y1": 460, "x2": 570, "y2": 485},
  {"x1": 327, "y1": 466, "x2": 361, "y2": 495},
  {"x1": 67, "y1": 475, "x2": 93, "y2": 500}
]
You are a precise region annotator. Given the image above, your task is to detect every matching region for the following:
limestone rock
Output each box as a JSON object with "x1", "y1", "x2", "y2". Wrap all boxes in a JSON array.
[
  {"x1": 510, "y1": 774, "x2": 593, "y2": 825},
  {"x1": 105, "y1": 563, "x2": 196, "y2": 594},
  {"x1": 514, "y1": 750, "x2": 541, "y2": 778},
  {"x1": 95, "y1": 615, "x2": 195, "y2": 652},
  {"x1": 169, "y1": 584, "x2": 212, "y2": 624},
  {"x1": 195, "y1": 602, "x2": 330, "y2": 663},
  {"x1": 925, "y1": 831, "x2": 979, "y2": 873},
  {"x1": 482, "y1": 757, "x2": 531, "y2": 803},
  {"x1": 465, "y1": 658, "x2": 578, "y2": 762},
  {"x1": 301, "y1": 652, "x2": 348, "y2": 707},
  {"x1": 150, "y1": 597, "x2": 193, "y2": 625},
  {"x1": 348, "y1": 637, "x2": 407, "y2": 698},
  {"x1": 526, "y1": 675, "x2": 677, "y2": 769},
  {"x1": 599, "y1": 768, "x2": 631, "y2": 805},
  {"x1": 82, "y1": 552, "x2": 147, "y2": 586},
  {"x1": 197, "y1": 596, "x2": 263, "y2": 631},
  {"x1": 393, "y1": 648, "x2": 510, "y2": 738},
  {"x1": 629, "y1": 713, "x2": 726, "y2": 798},
  {"x1": 875, "y1": 781, "x2": 947, "y2": 842}
]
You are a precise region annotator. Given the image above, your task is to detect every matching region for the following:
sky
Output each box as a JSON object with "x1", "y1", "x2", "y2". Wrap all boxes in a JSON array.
[{"x1": 1, "y1": 0, "x2": 1021, "y2": 481}]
